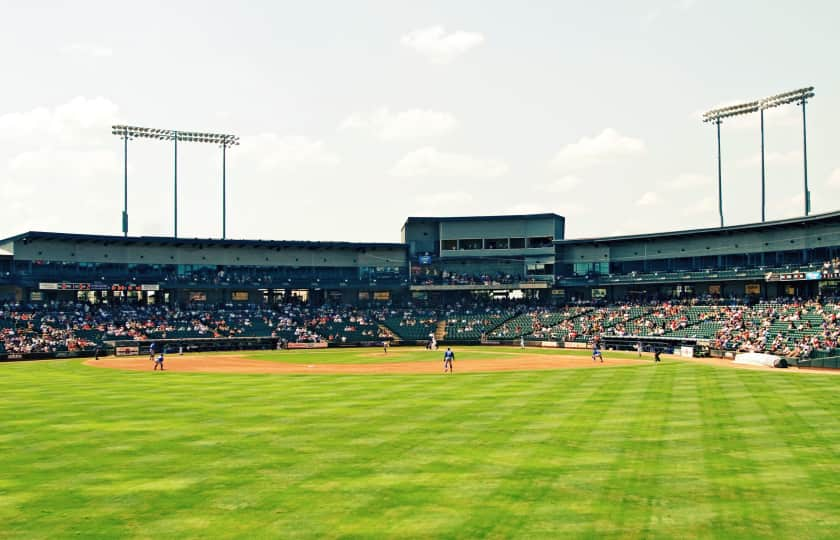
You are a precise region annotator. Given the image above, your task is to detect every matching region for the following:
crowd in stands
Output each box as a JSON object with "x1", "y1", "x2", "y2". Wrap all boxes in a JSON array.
[
  {"x1": 822, "y1": 258, "x2": 840, "y2": 273},
  {"x1": 3, "y1": 296, "x2": 840, "y2": 362},
  {"x1": 20, "y1": 264, "x2": 406, "y2": 288},
  {"x1": 412, "y1": 269, "x2": 529, "y2": 286}
]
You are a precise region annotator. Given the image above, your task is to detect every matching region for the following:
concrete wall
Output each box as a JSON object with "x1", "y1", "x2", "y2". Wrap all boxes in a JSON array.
[
  {"x1": 402, "y1": 221, "x2": 439, "y2": 256},
  {"x1": 438, "y1": 217, "x2": 560, "y2": 260},
  {"x1": 558, "y1": 220, "x2": 840, "y2": 264},
  {"x1": 439, "y1": 217, "x2": 557, "y2": 240},
  {"x1": 10, "y1": 239, "x2": 408, "y2": 268}
]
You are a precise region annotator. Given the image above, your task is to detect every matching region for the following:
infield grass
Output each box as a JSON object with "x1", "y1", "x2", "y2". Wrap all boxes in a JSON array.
[{"x1": 2, "y1": 351, "x2": 840, "y2": 539}]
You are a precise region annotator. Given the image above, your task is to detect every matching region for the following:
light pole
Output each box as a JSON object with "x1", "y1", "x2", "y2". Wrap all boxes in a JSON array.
[
  {"x1": 219, "y1": 135, "x2": 239, "y2": 239},
  {"x1": 716, "y1": 118, "x2": 722, "y2": 227},
  {"x1": 174, "y1": 131, "x2": 178, "y2": 238},
  {"x1": 111, "y1": 125, "x2": 239, "y2": 238},
  {"x1": 702, "y1": 100, "x2": 759, "y2": 227},
  {"x1": 702, "y1": 86, "x2": 814, "y2": 225},
  {"x1": 111, "y1": 126, "x2": 134, "y2": 236},
  {"x1": 758, "y1": 87, "x2": 815, "y2": 216},
  {"x1": 803, "y1": 97, "x2": 809, "y2": 215},
  {"x1": 760, "y1": 108, "x2": 765, "y2": 222}
]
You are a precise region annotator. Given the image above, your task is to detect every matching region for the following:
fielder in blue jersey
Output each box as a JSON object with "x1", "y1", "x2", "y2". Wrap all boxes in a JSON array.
[
  {"x1": 443, "y1": 347, "x2": 455, "y2": 373},
  {"x1": 592, "y1": 344, "x2": 604, "y2": 363}
]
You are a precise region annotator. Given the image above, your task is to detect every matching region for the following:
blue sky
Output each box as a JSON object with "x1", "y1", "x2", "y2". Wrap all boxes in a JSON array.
[{"x1": 0, "y1": 0, "x2": 838, "y2": 242}]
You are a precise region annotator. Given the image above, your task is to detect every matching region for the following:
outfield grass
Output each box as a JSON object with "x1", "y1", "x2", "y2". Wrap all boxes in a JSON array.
[{"x1": 2, "y1": 354, "x2": 840, "y2": 539}]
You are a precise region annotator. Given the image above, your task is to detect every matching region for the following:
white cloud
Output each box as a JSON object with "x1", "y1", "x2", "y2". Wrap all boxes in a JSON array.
[
  {"x1": 416, "y1": 191, "x2": 473, "y2": 207},
  {"x1": 737, "y1": 150, "x2": 802, "y2": 168},
  {"x1": 768, "y1": 193, "x2": 806, "y2": 219},
  {"x1": 663, "y1": 173, "x2": 712, "y2": 190},
  {"x1": 8, "y1": 148, "x2": 119, "y2": 179},
  {"x1": 828, "y1": 168, "x2": 840, "y2": 188},
  {"x1": 61, "y1": 43, "x2": 114, "y2": 58},
  {"x1": 0, "y1": 97, "x2": 126, "y2": 237},
  {"x1": 503, "y1": 202, "x2": 586, "y2": 217},
  {"x1": 635, "y1": 191, "x2": 661, "y2": 206},
  {"x1": 550, "y1": 128, "x2": 645, "y2": 172},
  {"x1": 642, "y1": 8, "x2": 661, "y2": 25},
  {"x1": 0, "y1": 97, "x2": 122, "y2": 182},
  {"x1": 391, "y1": 147, "x2": 507, "y2": 178},
  {"x1": 400, "y1": 25, "x2": 484, "y2": 64},
  {"x1": 685, "y1": 196, "x2": 716, "y2": 215},
  {"x1": 535, "y1": 176, "x2": 583, "y2": 193},
  {"x1": 761, "y1": 104, "x2": 801, "y2": 128},
  {"x1": 0, "y1": 96, "x2": 119, "y2": 142},
  {"x1": 340, "y1": 108, "x2": 457, "y2": 140},
  {"x1": 238, "y1": 134, "x2": 339, "y2": 171}
]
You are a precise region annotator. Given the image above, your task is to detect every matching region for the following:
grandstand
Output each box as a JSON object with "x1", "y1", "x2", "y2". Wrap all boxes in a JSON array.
[{"x1": 3, "y1": 211, "x2": 840, "y2": 365}]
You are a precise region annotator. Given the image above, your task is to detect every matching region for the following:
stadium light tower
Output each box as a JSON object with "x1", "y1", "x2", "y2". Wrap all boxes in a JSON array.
[
  {"x1": 219, "y1": 135, "x2": 240, "y2": 239},
  {"x1": 111, "y1": 125, "x2": 134, "y2": 236},
  {"x1": 111, "y1": 125, "x2": 239, "y2": 238},
  {"x1": 759, "y1": 87, "x2": 815, "y2": 216},
  {"x1": 702, "y1": 100, "x2": 760, "y2": 227}
]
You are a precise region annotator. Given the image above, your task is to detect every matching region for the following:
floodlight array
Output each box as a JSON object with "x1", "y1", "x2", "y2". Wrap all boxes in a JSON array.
[
  {"x1": 702, "y1": 100, "x2": 760, "y2": 122},
  {"x1": 700, "y1": 85, "x2": 815, "y2": 226},
  {"x1": 111, "y1": 125, "x2": 239, "y2": 145},
  {"x1": 760, "y1": 86, "x2": 815, "y2": 110}
]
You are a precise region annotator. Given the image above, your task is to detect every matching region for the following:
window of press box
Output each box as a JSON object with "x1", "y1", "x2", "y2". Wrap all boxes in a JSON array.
[
  {"x1": 484, "y1": 238, "x2": 509, "y2": 249},
  {"x1": 526, "y1": 236, "x2": 553, "y2": 248},
  {"x1": 458, "y1": 239, "x2": 483, "y2": 250},
  {"x1": 441, "y1": 240, "x2": 458, "y2": 251},
  {"x1": 509, "y1": 238, "x2": 525, "y2": 249},
  {"x1": 526, "y1": 263, "x2": 554, "y2": 275}
]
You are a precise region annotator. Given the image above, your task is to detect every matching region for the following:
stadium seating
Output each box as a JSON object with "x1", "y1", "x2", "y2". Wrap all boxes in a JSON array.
[
  {"x1": 443, "y1": 313, "x2": 511, "y2": 340},
  {"x1": 3, "y1": 298, "x2": 840, "y2": 361},
  {"x1": 382, "y1": 316, "x2": 437, "y2": 341}
]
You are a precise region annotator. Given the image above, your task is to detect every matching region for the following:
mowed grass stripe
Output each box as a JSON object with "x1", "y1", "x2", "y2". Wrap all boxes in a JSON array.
[
  {"x1": 735, "y1": 371, "x2": 840, "y2": 532},
  {"x1": 3, "y1": 357, "x2": 840, "y2": 538},
  {"x1": 697, "y1": 367, "x2": 786, "y2": 538}
]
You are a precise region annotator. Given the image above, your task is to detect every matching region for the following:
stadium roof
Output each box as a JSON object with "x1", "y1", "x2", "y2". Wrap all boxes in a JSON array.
[
  {"x1": 557, "y1": 209, "x2": 840, "y2": 245},
  {"x1": 404, "y1": 213, "x2": 564, "y2": 225},
  {"x1": 0, "y1": 231, "x2": 406, "y2": 250}
]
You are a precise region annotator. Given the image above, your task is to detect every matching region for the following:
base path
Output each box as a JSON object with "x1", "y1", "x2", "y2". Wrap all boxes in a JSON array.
[
  {"x1": 85, "y1": 353, "x2": 655, "y2": 375},
  {"x1": 83, "y1": 352, "x2": 828, "y2": 375}
]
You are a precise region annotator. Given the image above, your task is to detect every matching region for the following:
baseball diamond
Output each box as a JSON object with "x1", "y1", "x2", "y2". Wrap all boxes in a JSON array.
[{"x1": 3, "y1": 3, "x2": 840, "y2": 537}]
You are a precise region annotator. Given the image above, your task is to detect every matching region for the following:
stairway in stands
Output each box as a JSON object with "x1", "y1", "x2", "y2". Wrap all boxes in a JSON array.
[
  {"x1": 435, "y1": 320, "x2": 447, "y2": 341},
  {"x1": 380, "y1": 324, "x2": 400, "y2": 343}
]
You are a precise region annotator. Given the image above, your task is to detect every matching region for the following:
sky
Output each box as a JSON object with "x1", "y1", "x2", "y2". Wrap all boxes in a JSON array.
[{"x1": 0, "y1": 0, "x2": 839, "y2": 243}]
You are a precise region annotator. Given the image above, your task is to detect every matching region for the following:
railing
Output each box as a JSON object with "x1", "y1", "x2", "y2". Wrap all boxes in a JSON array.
[
  {"x1": 6, "y1": 273, "x2": 409, "y2": 289},
  {"x1": 557, "y1": 263, "x2": 824, "y2": 286}
]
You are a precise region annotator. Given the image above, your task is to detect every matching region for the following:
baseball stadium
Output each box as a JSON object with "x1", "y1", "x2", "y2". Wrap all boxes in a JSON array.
[
  {"x1": 5, "y1": 199, "x2": 840, "y2": 537},
  {"x1": 4, "y1": 4, "x2": 840, "y2": 538}
]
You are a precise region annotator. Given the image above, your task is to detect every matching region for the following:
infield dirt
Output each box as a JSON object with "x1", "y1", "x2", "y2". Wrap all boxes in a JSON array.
[{"x1": 82, "y1": 351, "x2": 788, "y2": 375}]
